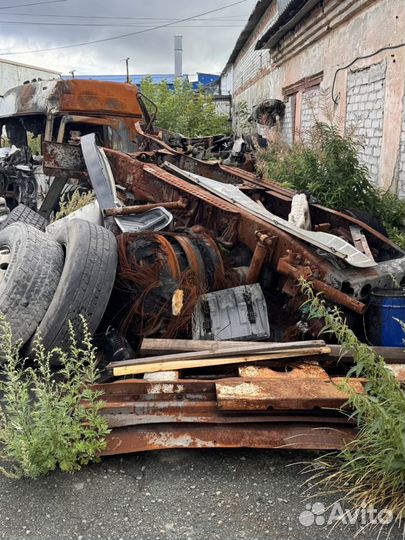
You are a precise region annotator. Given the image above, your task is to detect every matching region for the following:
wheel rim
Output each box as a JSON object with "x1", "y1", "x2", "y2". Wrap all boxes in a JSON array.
[{"x1": 0, "y1": 247, "x2": 11, "y2": 283}]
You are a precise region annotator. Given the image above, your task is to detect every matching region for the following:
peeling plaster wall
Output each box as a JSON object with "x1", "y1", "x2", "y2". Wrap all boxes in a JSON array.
[
  {"x1": 398, "y1": 93, "x2": 405, "y2": 200},
  {"x1": 227, "y1": 0, "x2": 405, "y2": 197}
]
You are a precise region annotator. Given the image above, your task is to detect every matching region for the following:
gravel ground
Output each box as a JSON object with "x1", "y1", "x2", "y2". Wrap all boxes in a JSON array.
[{"x1": 0, "y1": 449, "x2": 403, "y2": 540}]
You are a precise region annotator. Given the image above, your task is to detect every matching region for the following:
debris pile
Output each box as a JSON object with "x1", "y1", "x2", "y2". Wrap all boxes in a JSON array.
[{"x1": 0, "y1": 79, "x2": 404, "y2": 455}]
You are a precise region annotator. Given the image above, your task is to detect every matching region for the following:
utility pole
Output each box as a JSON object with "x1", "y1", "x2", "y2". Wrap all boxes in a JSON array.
[{"x1": 125, "y1": 57, "x2": 130, "y2": 83}]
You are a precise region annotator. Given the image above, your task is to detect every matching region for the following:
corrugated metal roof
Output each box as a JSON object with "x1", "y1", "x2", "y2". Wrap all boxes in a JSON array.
[
  {"x1": 276, "y1": 0, "x2": 292, "y2": 12},
  {"x1": 255, "y1": 0, "x2": 316, "y2": 50},
  {"x1": 222, "y1": 0, "x2": 274, "y2": 73}
]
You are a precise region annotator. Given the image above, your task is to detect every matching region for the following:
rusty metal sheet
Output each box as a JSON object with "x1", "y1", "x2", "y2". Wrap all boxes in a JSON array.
[
  {"x1": 93, "y1": 379, "x2": 216, "y2": 397},
  {"x1": 238, "y1": 362, "x2": 330, "y2": 380},
  {"x1": 215, "y1": 378, "x2": 363, "y2": 411},
  {"x1": 102, "y1": 423, "x2": 356, "y2": 455},
  {"x1": 143, "y1": 163, "x2": 241, "y2": 215},
  {"x1": 42, "y1": 141, "x2": 87, "y2": 179},
  {"x1": 386, "y1": 364, "x2": 405, "y2": 381},
  {"x1": 93, "y1": 376, "x2": 356, "y2": 428}
]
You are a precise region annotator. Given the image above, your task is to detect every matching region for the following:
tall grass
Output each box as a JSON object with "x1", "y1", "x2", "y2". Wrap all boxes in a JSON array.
[{"x1": 301, "y1": 279, "x2": 405, "y2": 523}]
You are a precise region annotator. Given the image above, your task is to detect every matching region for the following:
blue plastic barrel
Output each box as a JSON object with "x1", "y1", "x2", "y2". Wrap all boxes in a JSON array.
[{"x1": 367, "y1": 288, "x2": 405, "y2": 347}]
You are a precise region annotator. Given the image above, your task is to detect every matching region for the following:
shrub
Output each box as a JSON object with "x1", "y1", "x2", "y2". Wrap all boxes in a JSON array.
[
  {"x1": 257, "y1": 122, "x2": 405, "y2": 247},
  {"x1": 301, "y1": 280, "x2": 405, "y2": 522},
  {"x1": 140, "y1": 76, "x2": 231, "y2": 137},
  {"x1": 0, "y1": 316, "x2": 109, "y2": 479}
]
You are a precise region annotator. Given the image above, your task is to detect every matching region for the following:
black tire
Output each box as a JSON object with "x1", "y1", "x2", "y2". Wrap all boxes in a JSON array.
[
  {"x1": 0, "y1": 223, "x2": 64, "y2": 348},
  {"x1": 0, "y1": 204, "x2": 48, "y2": 232},
  {"x1": 26, "y1": 219, "x2": 117, "y2": 359}
]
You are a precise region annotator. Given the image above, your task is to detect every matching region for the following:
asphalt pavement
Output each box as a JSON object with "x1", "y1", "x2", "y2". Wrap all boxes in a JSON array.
[{"x1": 0, "y1": 449, "x2": 403, "y2": 540}]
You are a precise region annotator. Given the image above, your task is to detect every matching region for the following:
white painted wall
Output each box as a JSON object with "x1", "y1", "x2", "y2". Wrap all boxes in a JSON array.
[
  {"x1": 0, "y1": 58, "x2": 60, "y2": 97},
  {"x1": 220, "y1": 66, "x2": 234, "y2": 96}
]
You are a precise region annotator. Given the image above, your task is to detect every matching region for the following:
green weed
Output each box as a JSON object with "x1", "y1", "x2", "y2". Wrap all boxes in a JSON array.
[
  {"x1": 301, "y1": 279, "x2": 405, "y2": 523},
  {"x1": 0, "y1": 316, "x2": 109, "y2": 479}
]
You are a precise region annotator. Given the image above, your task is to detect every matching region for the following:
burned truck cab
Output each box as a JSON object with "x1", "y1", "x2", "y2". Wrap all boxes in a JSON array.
[{"x1": 0, "y1": 79, "x2": 147, "y2": 213}]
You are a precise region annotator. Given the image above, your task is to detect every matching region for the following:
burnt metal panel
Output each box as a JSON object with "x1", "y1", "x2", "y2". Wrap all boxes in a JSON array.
[{"x1": 0, "y1": 79, "x2": 143, "y2": 118}]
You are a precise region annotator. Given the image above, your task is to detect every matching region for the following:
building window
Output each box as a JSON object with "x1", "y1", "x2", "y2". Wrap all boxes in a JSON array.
[{"x1": 282, "y1": 72, "x2": 323, "y2": 144}]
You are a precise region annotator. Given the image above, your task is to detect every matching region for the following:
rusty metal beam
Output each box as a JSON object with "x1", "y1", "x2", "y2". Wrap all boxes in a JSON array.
[
  {"x1": 102, "y1": 423, "x2": 356, "y2": 455},
  {"x1": 215, "y1": 378, "x2": 363, "y2": 411},
  {"x1": 100, "y1": 404, "x2": 353, "y2": 428}
]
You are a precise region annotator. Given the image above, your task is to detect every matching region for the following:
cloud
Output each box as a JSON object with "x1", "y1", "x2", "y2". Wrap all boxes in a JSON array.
[{"x1": 0, "y1": 0, "x2": 256, "y2": 75}]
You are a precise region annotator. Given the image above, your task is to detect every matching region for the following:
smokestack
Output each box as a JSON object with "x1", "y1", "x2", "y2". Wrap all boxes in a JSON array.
[{"x1": 174, "y1": 35, "x2": 183, "y2": 78}]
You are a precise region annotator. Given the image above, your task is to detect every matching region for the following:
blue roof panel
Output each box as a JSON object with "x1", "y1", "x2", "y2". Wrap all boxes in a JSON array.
[
  {"x1": 71, "y1": 74, "x2": 180, "y2": 85},
  {"x1": 63, "y1": 73, "x2": 220, "y2": 91},
  {"x1": 197, "y1": 73, "x2": 220, "y2": 85}
]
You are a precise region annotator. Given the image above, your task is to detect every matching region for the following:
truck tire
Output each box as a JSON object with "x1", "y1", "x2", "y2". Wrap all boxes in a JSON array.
[
  {"x1": 0, "y1": 223, "x2": 64, "y2": 348},
  {"x1": 26, "y1": 219, "x2": 117, "y2": 360},
  {"x1": 0, "y1": 204, "x2": 48, "y2": 232}
]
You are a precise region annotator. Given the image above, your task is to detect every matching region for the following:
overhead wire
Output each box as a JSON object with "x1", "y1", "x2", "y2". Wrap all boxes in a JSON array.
[
  {"x1": 0, "y1": 0, "x2": 67, "y2": 9},
  {"x1": 0, "y1": 20, "x2": 245, "y2": 28},
  {"x1": 0, "y1": 0, "x2": 248, "y2": 56},
  {"x1": 0, "y1": 12, "x2": 249, "y2": 20}
]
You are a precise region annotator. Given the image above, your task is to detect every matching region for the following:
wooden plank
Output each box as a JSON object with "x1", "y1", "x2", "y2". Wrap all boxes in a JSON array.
[
  {"x1": 140, "y1": 338, "x2": 325, "y2": 356},
  {"x1": 215, "y1": 378, "x2": 363, "y2": 411},
  {"x1": 327, "y1": 344, "x2": 405, "y2": 364},
  {"x1": 112, "y1": 346, "x2": 331, "y2": 377},
  {"x1": 141, "y1": 339, "x2": 405, "y2": 364},
  {"x1": 110, "y1": 340, "x2": 327, "y2": 369}
]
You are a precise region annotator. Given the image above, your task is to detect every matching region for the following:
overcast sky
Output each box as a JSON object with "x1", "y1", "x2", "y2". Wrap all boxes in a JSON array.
[{"x1": 0, "y1": 0, "x2": 257, "y2": 75}]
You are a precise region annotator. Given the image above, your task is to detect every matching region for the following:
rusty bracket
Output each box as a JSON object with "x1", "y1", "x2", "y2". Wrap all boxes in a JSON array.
[{"x1": 277, "y1": 252, "x2": 366, "y2": 314}]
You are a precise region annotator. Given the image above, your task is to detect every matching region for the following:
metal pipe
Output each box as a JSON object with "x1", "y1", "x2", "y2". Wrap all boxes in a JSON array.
[
  {"x1": 104, "y1": 200, "x2": 187, "y2": 217},
  {"x1": 246, "y1": 241, "x2": 268, "y2": 284},
  {"x1": 277, "y1": 258, "x2": 366, "y2": 315}
]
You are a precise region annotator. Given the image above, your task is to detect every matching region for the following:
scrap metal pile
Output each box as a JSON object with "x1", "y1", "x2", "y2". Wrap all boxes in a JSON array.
[{"x1": 0, "y1": 79, "x2": 404, "y2": 455}]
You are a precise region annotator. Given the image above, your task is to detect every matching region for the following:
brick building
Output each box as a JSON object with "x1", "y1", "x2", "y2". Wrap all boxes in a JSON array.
[{"x1": 221, "y1": 0, "x2": 405, "y2": 198}]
